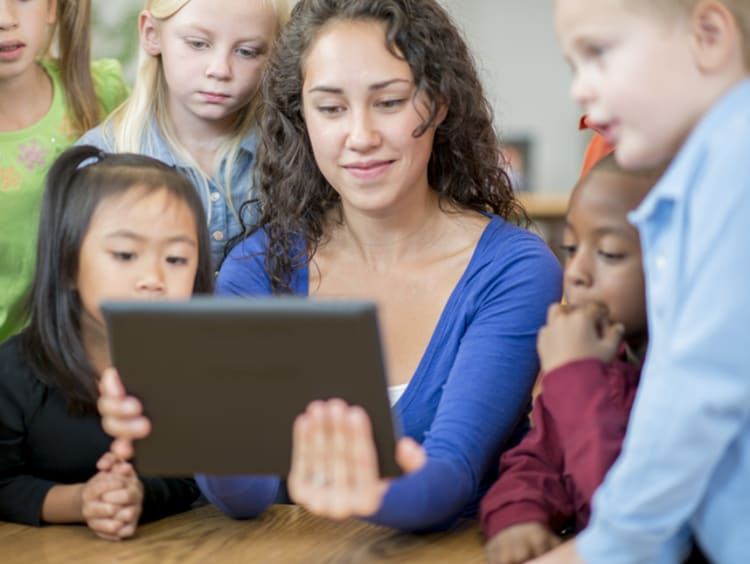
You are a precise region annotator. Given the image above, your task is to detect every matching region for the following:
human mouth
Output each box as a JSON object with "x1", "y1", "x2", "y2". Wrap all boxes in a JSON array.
[
  {"x1": 199, "y1": 91, "x2": 231, "y2": 104},
  {"x1": 587, "y1": 119, "x2": 620, "y2": 146},
  {"x1": 342, "y1": 160, "x2": 395, "y2": 180},
  {"x1": 0, "y1": 41, "x2": 25, "y2": 61}
]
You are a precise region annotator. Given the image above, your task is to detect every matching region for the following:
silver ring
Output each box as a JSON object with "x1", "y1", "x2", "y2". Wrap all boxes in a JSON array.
[{"x1": 311, "y1": 473, "x2": 329, "y2": 487}]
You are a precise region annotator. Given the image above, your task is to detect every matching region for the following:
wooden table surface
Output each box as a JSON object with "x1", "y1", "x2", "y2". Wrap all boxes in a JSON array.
[{"x1": 0, "y1": 503, "x2": 486, "y2": 563}]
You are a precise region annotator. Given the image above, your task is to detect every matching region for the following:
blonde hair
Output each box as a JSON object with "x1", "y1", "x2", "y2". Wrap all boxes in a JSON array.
[
  {"x1": 43, "y1": 0, "x2": 100, "y2": 136},
  {"x1": 627, "y1": 0, "x2": 750, "y2": 67},
  {"x1": 105, "y1": 0, "x2": 290, "y2": 225}
]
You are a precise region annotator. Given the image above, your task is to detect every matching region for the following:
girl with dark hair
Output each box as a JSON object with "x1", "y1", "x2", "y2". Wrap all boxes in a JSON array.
[
  {"x1": 0, "y1": 145, "x2": 212, "y2": 539},
  {"x1": 99, "y1": 0, "x2": 562, "y2": 531}
]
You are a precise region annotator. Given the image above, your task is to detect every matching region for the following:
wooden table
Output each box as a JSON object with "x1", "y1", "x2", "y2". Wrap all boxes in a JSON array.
[{"x1": 0, "y1": 504, "x2": 486, "y2": 563}]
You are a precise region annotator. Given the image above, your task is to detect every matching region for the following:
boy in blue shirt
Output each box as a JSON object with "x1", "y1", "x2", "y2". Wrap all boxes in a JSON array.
[{"x1": 533, "y1": 1, "x2": 750, "y2": 563}]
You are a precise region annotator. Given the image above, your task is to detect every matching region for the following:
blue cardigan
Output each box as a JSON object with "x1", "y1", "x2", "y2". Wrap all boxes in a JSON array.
[{"x1": 197, "y1": 215, "x2": 562, "y2": 531}]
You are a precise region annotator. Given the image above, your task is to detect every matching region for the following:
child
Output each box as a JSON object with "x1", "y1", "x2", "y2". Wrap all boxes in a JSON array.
[
  {"x1": 0, "y1": 145, "x2": 212, "y2": 539},
  {"x1": 480, "y1": 155, "x2": 658, "y2": 564},
  {"x1": 78, "y1": 0, "x2": 290, "y2": 269},
  {"x1": 533, "y1": 1, "x2": 750, "y2": 563},
  {"x1": 0, "y1": 0, "x2": 128, "y2": 343}
]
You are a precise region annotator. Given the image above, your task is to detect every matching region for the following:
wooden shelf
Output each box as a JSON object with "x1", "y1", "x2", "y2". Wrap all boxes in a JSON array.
[{"x1": 518, "y1": 192, "x2": 569, "y2": 220}]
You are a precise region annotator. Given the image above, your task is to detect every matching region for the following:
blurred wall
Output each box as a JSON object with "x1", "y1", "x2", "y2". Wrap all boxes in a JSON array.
[{"x1": 92, "y1": 0, "x2": 587, "y2": 194}]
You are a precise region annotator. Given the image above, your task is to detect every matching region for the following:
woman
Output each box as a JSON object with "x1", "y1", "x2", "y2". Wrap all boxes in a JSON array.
[{"x1": 99, "y1": 0, "x2": 562, "y2": 532}]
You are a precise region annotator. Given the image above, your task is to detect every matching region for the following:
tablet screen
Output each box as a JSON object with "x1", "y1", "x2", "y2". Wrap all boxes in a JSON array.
[{"x1": 102, "y1": 297, "x2": 402, "y2": 478}]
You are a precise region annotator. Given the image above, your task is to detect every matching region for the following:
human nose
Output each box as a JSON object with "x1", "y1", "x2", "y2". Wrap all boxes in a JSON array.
[
  {"x1": 0, "y1": 1, "x2": 19, "y2": 30},
  {"x1": 345, "y1": 107, "x2": 380, "y2": 152},
  {"x1": 569, "y1": 69, "x2": 595, "y2": 108},
  {"x1": 564, "y1": 249, "x2": 593, "y2": 291},
  {"x1": 136, "y1": 259, "x2": 166, "y2": 295},
  {"x1": 205, "y1": 50, "x2": 232, "y2": 81}
]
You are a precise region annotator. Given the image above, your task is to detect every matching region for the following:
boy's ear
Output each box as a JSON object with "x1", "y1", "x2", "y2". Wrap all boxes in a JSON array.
[
  {"x1": 139, "y1": 11, "x2": 162, "y2": 57},
  {"x1": 689, "y1": 0, "x2": 742, "y2": 73}
]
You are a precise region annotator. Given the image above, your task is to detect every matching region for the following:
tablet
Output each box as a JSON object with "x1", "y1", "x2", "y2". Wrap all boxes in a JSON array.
[{"x1": 101, "y1": 297, "x2": 402, "y2": 478}]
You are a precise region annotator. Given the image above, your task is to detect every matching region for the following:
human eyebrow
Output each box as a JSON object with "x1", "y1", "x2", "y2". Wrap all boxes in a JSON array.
[
  {"x1": 105, "y1": 231, "x2": 196, "y2": 246},
  {"x1": 178, "y1": 24, "x2": 266, "y2": 44},
  {"x1": 591, "y1": 226, "x2": 639, "y2": 241},
  {"x1": 105, "y1": 230, "x2": 145, "y2": 242},
  {"x1": 307, "y1": 78, "x2": 412, "y2": 95}
]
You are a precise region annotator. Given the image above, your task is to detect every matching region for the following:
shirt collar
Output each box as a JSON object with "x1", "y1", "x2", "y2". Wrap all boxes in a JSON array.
[{"x1": 144, "y1": 118, "x2": 257, "y2": 168}]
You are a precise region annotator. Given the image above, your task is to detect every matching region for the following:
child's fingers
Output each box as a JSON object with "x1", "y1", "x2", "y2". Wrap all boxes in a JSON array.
[
  {"x1": 100, "y1": 487, "x2": 136, "y2": 505},
  {"x1": 99, "y1": 368, "x2": 126, "y2": 398},
  {"x1": 88, "y1": 517, "x2": 126, "y2": 540},
  {"x1": 110, "y1": 438, "x2": 135, "y2": 461},
  {"x1": 82, "y1": 499, "x2": 119, "y2": 521},
  {"x1": 83, "y1": 474, "x2": 126, "y2": 502},
  {"x1": 114, "y1": 521, "x2": 137, "y2": 539},
  {"x1": 96, "y1": 452, "x2": 118, "y2": 472},
  {"x1": 112, "y1": 504, "x2": 141, "y2": 525}
]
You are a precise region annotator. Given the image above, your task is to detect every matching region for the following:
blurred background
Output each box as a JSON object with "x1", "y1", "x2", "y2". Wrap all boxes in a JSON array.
[{"x1": 92, "y1": 1, "x2": 589, "y2": 197}]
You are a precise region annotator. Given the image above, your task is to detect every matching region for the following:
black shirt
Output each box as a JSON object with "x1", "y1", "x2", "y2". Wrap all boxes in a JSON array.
[{"x1": 0, "y1": 335, "x2": 200, "y2": 526}]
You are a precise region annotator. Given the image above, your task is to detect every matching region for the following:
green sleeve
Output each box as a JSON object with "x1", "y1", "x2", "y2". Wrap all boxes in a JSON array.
[{"x1": 91, "y1": 58, "x2": 129, "y2": 117}]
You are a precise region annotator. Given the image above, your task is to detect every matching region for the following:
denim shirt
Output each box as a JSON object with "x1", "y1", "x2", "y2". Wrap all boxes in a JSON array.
[
  {"x1": 578, "y1": 79, "x2": 750, "y2": 564},
  {"x1": 77, "y1": 120, "x2": 260, "y2": 270}
]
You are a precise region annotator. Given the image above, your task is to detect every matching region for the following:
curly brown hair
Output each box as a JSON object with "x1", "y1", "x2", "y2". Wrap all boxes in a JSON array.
[{"x1": 253, "y1": 0, "x2": 527, "y2": 293}]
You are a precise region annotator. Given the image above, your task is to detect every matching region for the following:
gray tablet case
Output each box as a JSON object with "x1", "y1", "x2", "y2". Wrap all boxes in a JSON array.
[{"x1": 101, "y1": 297, "x2": 402, "y2": 478}]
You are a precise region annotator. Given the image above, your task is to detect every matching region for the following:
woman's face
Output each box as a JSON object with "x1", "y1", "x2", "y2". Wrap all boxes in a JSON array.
[{"x1": 301, "y1": 19, "x2": 443, "y2": 218}]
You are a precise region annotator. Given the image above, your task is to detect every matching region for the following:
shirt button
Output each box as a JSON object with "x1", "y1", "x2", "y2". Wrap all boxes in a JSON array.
[
  {"x1": 210, "y1": 191, "x2": 220, "y2": 202},
  {"x1": 213, "y1": 230, "x2": 224, "y2": 241},
  {"x1": 655, "y1": 255, "x2": 667, "y2": 270}
]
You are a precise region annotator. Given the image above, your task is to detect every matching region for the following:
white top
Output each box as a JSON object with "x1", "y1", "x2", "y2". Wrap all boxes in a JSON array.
[{"x1": 388, "y1": 383, "x2": 408, "y2": 406}]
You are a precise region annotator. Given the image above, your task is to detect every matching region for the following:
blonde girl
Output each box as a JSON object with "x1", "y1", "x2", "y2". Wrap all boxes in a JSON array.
[
  {"x1": 79, "y1": 0, "x2": 290, "y2": 269},
  {"x1": 0, "y1": 0, "x2": 128, "y2": 342}
]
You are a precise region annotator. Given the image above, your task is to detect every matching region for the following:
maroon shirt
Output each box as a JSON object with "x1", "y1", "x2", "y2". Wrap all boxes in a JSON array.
[{"x1": 480, "y1": 353, "x2": 640, "y2": 539}]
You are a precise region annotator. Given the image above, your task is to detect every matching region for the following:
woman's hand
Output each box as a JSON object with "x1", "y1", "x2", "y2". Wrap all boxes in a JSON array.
[
  {"x1": 81, "y1": 453, "x2": 144, "y2": 540},
  {"x1": 537, "y1": 302, "x2": 624, "y2": 374},
  {"x1": 97, "y1": 368, "x2": 151, "y2": 459},
  {"x1": 287, "y1": 398, "x2": 426, "y2": 520},
  {"x1": 485, "y1": 522, "x2": 562, "y2": 564}
]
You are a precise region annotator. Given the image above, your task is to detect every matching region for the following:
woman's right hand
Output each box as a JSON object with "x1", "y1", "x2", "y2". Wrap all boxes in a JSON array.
[{"x1": 97, "y1": 368, "x2": 151, "y2": 460}]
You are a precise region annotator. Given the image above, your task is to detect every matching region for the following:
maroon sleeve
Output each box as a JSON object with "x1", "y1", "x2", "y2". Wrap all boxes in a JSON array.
[
  {"x1": 479, "y1": 383, "x2": 573, "y2": 540},
  {"x1": 541, "y1": 357, "x2": 639, "y2": 526}
]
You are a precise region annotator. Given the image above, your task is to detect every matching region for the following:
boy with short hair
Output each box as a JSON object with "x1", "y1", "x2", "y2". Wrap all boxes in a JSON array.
[{"x1": 532, "y1": 1, "x2": 750, "y2": 563}]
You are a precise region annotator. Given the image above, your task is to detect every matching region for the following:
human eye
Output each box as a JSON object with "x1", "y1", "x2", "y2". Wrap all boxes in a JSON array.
[
  {"x1": 317, "y1": 104, "x2": 345, "y2": 116},
  {"x1": 236, "y1": 45, "x2": 264, "y2": 59},
  {"x1": 582, "y1": 42, "x2": 607, "y2": 59},
  {"x1": 376, "y1": 98, "x2": 407, "y2": 111},
  {"x1": 598, "y1": 249, "x2": 626, "y2": 261},
  {"x1": 185, "y1": 37, "x2": 209, "y2": 50},
  {"x1": 559, "y1": 243, "x2": 577, "y2": 259},
  {"x1": 166, "y1": 255, "x2": 189, "y2": 266},
  {"x1": 111, "y1": 251, "x2": 135, "y2": 262}
]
